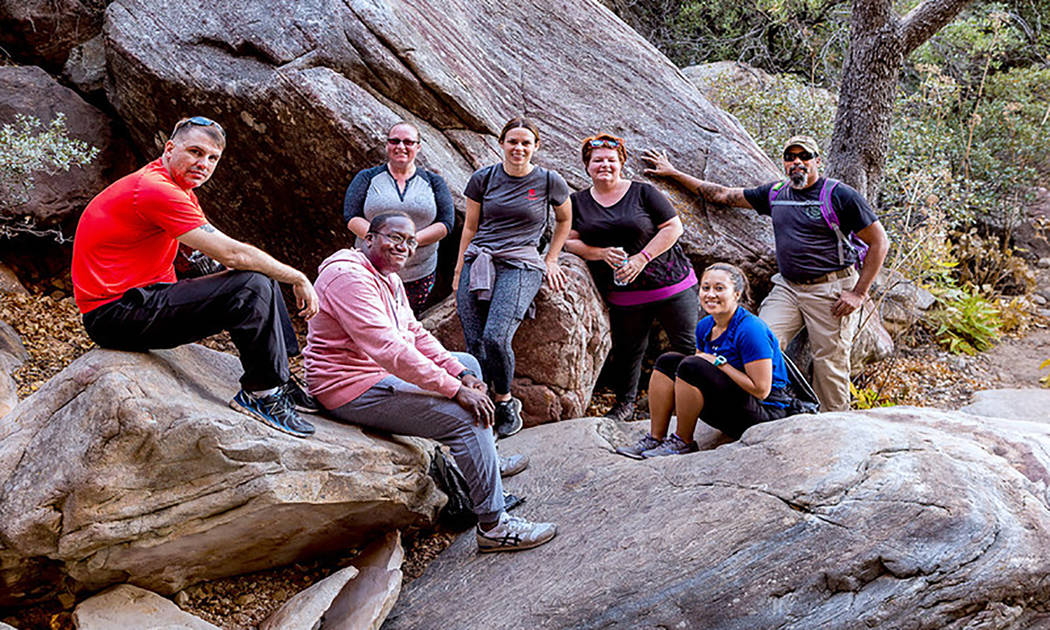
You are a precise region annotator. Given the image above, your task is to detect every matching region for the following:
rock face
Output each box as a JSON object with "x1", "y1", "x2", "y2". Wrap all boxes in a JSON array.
[
  {"x1": 72, "y1": 584, "x2": 220, "y2": 630},
  {"x1": 0, "y1": 345, "x2": 444, "y2": 606},
  {"x1": 0, "y1": 320, "x2": 28, "y2": 419},
  {"x1": 0, "y1": 65, "x2": 134, "y2": 232},
  {"x1": 102, "y1": 0, "x2": 779, "y2": 277},
  {"x1": 423, "y1": 253, "x2": 610, "y2": 424},
  {"x1": 0, "y1": 0, "x2": 107, "y2": 69},
  {"x1": 875, "y1": 268, "x2": 936, "y2": 338},
  {"x1": 961, "y1": 389, "x2": 1050, "y2": 424},
  {"x1": 387, "y1": 408, "x2": 1050, "y2": 629}
]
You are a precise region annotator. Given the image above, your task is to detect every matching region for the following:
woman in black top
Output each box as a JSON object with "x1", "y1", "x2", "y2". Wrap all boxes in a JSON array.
[{"x1": 565, "y1": 134, "x2": 698, "y2": 422}]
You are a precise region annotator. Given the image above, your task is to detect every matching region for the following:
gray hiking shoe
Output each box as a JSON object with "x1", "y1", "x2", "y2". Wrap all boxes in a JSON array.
[
  {"x1": 604, "y1": 401, "x2": 635, "y2": 422},
  {"x1": 499, "y1": 453, "x2": 529, "y2": 478},
  {"x1": 641, "y1": 433, "x2": 699, "y2": 458},
  {"x1": 615, "y1": 433, "x2": 663, "y2": 460},
  {"x1": 494, "y1": 398, "x2": 524, "y2": 438},
  {"x1": 476, "y1": 512, "x2": 557, "y2": 553}
]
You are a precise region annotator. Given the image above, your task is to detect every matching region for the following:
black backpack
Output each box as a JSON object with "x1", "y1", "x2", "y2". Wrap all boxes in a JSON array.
[{"x1": 783, "y1": 354, "x2": 820, "y2": 415}]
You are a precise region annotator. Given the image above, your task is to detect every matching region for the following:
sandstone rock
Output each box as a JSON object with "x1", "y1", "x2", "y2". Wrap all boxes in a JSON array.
[
  {"x1": 0, "y1": 345, "x2": 444, "y2": 606},
  {"x1": 0, "y1": 264, "x2": 28, "y2": 296},
  {"x1": 960, "y1": 389, "x2": 1050, "y2": 424},
  {"x1": 852, "y1": 300, "x2": 895, "y2": 368},
  {"x1": 683, "y1": 60, "x2": 837, "y2": 110},
  {"x1": 262, "y1": 531, "x2": 404, "y2": 630},
  {"x1": 0, "y1": 0, "x2": 106, "y2": 69},
  {"x1": 0, "y1": 623, "x2": 15, "y2": 629},
  {"x1": 387, "y1": 409, "x2": 1050, "y2": 629},
  {"x1": 423, "y1": 253, "x2": 610, "y2": 424},
  {"x1": 319, "y1": 530, "x2": 404, "y2": 630},
  {"x1": 72, "y1": 584, "x2": 220, "y2": 630},
  {"x1": 259, "y1": 566, "x2": 359, "y2": 630},
  {"x1": 0, "y1": 65, "x2": 135, "y2": 233},
  {"x1": 875, "y1": 268, "x2": 935, "y2": 338},
  {"x1": 63, "y1": 34, "x2": 107, "y2": 94},
  {"x1": 0, "y1": 320, "x2": 27, "y2": 420},
  {"x1": 103, "y1": 0, "x2": 779, "y2": 277}
]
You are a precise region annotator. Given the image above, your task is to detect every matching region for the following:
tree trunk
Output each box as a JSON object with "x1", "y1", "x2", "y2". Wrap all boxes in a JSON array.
[{"x1": 826, "y1": 0, "x2": 975, "y2": 201}]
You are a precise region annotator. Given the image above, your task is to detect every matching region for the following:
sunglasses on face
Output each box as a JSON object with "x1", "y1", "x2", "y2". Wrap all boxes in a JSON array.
[
  {"x1": 588, "y1": 138, "x2": 621, "y2": 149},
  {"x1": 369, "y1": 231, "x2": 418, "y2": 249},
  {"x1": 171, "y1": 116, "x2": 225, "y2": 140},
  {"x1": 783, "y1": 150, "x2": 815, "y2": 162},
  {"x1": 387, "y1": 138, "x2": 420, "y2": 147}
]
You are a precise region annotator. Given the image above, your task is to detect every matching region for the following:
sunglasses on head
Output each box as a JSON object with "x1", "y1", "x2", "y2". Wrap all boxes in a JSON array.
[
  {"x1": 783, "y1": 150, "x2": 815, "y2": 162},
  {"x1": 588, "y1": 138, "x2": 621, "y2": 149},
  {"x1": 171, "y1": 116, "x2": 225, "y2": 140},
  {"x1": 387, "y1": 138, "x2": 420, "y2": 147}
]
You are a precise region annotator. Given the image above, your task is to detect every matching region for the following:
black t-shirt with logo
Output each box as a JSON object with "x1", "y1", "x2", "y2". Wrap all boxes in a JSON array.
[{"x1": 743, "y1": 177, "x2": 877, "y2": 282}]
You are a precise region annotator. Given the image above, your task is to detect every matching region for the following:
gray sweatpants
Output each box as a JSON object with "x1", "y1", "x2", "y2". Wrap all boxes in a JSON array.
[{"x1": 327, "y1": 353, "x2": 504, "y2": 522}]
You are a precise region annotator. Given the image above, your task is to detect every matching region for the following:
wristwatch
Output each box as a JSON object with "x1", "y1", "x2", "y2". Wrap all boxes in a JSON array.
[
  {"x1": 457, "y1": 369, "x2": 477, "y2": 379},
  {"x1": 713, "y1": 355, "x2": 727, "y2": 367}
]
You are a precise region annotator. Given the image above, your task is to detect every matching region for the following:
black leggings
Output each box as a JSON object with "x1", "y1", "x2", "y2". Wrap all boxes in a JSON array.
[{"x1": 655, "y1": 352, "x2": 788, "y2": 439}]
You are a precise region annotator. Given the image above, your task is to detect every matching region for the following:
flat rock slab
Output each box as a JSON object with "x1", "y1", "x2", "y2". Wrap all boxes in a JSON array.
[
  {"x1": 0, "y1": 345, "x2": 443, "y2": 606},
  {"x1": 961, "y1": 389, "x2": 1050, "y2": 424},
  {"x1": 72, "y1": 584, "x2": 220, "y2": 630},
  {"x1": 388, "y1": 409, "x2": 1050, "y2": 629}
]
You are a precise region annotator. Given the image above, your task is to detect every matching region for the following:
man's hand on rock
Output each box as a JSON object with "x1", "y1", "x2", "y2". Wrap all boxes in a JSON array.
[
  {"x1": 833, "y1": 289, "x2": 865, "y2": 318},
  {"x1": 455, "y1": 385, "x2": 495, "y2": 428},
  {"x1": 641, "y1": 149, "x2": 676, "y2": 178}
]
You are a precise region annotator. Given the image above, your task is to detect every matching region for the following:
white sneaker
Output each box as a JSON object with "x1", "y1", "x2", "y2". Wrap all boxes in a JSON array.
[
  {"x1": 476, "y1": 512, "x2": 557, "y2": 553},
  {"x1": 499, "y1": 453, "x2": 529, "y2": 478}
]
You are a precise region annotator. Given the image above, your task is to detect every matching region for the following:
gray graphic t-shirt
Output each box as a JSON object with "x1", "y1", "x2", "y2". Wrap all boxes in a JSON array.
[{"x1": 464, "y1": 164, "x2": 569, "y2": 251}]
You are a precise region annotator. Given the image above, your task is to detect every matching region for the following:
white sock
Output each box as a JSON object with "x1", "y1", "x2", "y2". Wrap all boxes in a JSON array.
[{"x1": 250, "y1": 387, "x2": 280, "y2": 397}]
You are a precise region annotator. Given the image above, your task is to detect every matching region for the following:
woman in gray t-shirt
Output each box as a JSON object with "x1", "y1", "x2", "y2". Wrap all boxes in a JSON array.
[
  {"x1": 343, "y1": 121, "x2": 454, "y2": 314},
  {"x1": 453, "y1": 116, "x2": 572, "y2": 438}
]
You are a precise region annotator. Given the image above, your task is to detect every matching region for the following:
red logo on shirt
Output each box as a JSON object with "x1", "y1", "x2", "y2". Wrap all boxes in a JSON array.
[{"x1": 526, "y1": 188, "x2": 539, "y2": 201}]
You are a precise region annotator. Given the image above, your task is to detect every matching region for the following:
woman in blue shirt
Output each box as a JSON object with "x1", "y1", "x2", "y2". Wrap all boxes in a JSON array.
[{"x1": 618, "y1": 263, "x2": 793, "y2": 458}]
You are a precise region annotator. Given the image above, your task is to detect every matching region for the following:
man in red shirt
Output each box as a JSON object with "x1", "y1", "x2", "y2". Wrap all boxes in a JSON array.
[{"x1": 72, "y1": 116, "x2": 320, "y2": 438}]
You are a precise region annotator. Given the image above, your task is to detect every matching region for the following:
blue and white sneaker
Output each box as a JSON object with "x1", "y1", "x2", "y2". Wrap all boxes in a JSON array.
[
  {"x1": 230, "y1": 389, "x2": 315, "y2": 438},
  {"x1": 476, "y1": 512, "x2": 557, "y2": 553}
]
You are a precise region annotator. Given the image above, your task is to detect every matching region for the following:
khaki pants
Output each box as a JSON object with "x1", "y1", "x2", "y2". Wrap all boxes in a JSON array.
[{"x1": 758, "y1": 272, "x2": 860, "y2": 412}]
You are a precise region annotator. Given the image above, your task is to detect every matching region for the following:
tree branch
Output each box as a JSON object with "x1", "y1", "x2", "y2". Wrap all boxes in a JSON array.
[{"x1": 900, "y1": 0, "x2": 976, "y2": 54}]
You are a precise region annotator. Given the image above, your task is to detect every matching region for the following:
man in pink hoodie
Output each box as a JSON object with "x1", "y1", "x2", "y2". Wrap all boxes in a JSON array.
[{"x1": 304, "y1": 212, "x2": 557, "y2": 553}]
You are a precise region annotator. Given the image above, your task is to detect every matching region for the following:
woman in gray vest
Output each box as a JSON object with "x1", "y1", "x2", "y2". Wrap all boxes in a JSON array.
[
  {"x1": 453, "y1": 117, "x2": 572, "y2": 438},
  {"x1": 344, "y1": 121, "x2": 454, "y2": 314}
]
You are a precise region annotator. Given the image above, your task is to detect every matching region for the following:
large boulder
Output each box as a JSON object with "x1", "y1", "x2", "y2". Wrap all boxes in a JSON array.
[
  {"x1": 102, "y1": 0, "x2": 779, "y2": 278},
  {"x1": 0, "y1": 0, "x2": 107, "y2": 69},
  {"x1": 422, "y1": 253, "x2": 610, "y2": 424},
  {"x1": 387, "y1": 408, "x2": 1050, "y2": 629},
  {"x1": 0, "y1": 65, "x2": 135, "y2": 233},
  {"x1": 0, "y1": 345, "x2": 444, "y2": 606}
]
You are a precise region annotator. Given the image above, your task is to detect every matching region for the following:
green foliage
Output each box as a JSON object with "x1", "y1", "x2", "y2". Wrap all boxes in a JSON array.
[
  {"x1": 1040, "y1": 358, "x2": 1050, "y2": 388},
  {"x1": 702, "y1": 71, "x2": 836, "y2": 160},
  {"x1": 927, "y1": 285, "x2": 1001, "y2": 355},
  {"x1": 850, "y1": 382, "x2": 896, "y2": 409},
  {"x1": 0, "y1": 113, "x2": 98, "y2": 239}
]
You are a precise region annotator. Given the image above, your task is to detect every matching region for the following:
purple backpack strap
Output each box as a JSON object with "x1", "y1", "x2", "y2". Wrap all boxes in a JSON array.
[
  {"x1": 818, "y1": 178, "x2": 868, "y2": 268},
  {"x1": 768, "y1": 180, "x2": 788, "y2": 207}
]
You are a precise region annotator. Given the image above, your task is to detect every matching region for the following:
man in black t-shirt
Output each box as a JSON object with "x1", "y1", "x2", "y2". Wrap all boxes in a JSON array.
[{"x1": 641, "y1": 135, "x2": 889, "y2": 412}]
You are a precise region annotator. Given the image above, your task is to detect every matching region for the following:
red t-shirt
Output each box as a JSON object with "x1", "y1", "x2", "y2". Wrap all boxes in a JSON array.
[{"x1": 72, "y1": 158, "x2": 208, "y2": 313}]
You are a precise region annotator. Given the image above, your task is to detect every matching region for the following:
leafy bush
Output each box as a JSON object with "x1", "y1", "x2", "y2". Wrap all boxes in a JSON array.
[
  {"x1": 927, "y1": 285, "x2": 1001, "y2": 354},
  {"x1": 0, "y1": 113, "x2": 99, "y2": 239}
]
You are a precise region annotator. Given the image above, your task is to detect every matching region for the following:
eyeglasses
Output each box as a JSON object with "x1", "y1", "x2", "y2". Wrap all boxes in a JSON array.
[
  {"x1": 387, "y1": 138, "x2": 420, "y2": 147},
  {"x1": 369, "y1": 231, "x2": 418, "y2": 249},
  {"x1": 588, "y1": 138, "x2": 621, "y2": 149},
  {"x1": 170, "y1": 116, "x2": 225, "y2": 140},
  {"x1": 783, "y1": 150, "x2": 815, "y2": 162}
]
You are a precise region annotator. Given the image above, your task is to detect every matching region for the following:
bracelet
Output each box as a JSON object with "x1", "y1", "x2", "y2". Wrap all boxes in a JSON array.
[
  {"x1": 640, "y1": 250, "x2": 653, "y2": 263},
  {"x1": 457, "y1": 369, "x2": 477, "y2": 379}
]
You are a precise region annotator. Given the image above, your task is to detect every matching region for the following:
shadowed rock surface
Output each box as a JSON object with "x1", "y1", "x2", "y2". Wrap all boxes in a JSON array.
[
  {"x1": 0, "y1": 320, "x2": 27, "y2": 419},
  {"x1": 387, "y1": 409, "x2": 1050, "y2": 629},
  {"x1": 0, "y1": 65, "x2": 134, "y2": 231},
  {"x1": 423, "y1": 253, "x2": 610, "y2": 424},
  {"x1": 0, "y1": 0, "x2": 107, "y2": 70},
  {"x1": 102, "y1": 0, "x2": 779, "y2": 277},
  {"x1": 0, "y1": 345, "x2": 443, "y2": 606}
]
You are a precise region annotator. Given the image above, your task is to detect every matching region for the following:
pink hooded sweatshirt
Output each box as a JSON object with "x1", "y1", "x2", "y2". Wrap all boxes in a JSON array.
[{"x1": 304, "y1": 248, "x2": 466, "y2": 410}]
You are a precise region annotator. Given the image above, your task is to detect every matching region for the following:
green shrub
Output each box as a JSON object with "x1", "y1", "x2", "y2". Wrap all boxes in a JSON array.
[{"x1": 927, "y1": 285, "x2": 1001, "y2": 354}]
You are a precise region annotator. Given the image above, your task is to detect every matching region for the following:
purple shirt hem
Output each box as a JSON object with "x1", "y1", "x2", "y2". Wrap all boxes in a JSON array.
[{"x1": 606, "y1": 267, "x2": 697, "y2": 307}]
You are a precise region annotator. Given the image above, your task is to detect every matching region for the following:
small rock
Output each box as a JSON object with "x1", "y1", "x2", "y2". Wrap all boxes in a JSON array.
[
  {"x1": 1038, "y1": 257, "x2": 1050, "y2": 269},
  {"x1": 174, "y1": 590, "x2": 190, "y2": 607},
  {"x1": 1034, "y1": 294, "x2": 1047, "y2": 306},
  {"x1": 235, "y1": 593, "x2": 256, "y2": 606},
  {"x1": 58, "y1": 592, "x2": 76, "y2": 609}
]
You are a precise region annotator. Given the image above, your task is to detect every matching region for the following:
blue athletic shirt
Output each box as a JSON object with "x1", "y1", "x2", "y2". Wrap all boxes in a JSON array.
[{"x1": 695, "y1": 306, "x2": 789, "y2": 406}]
